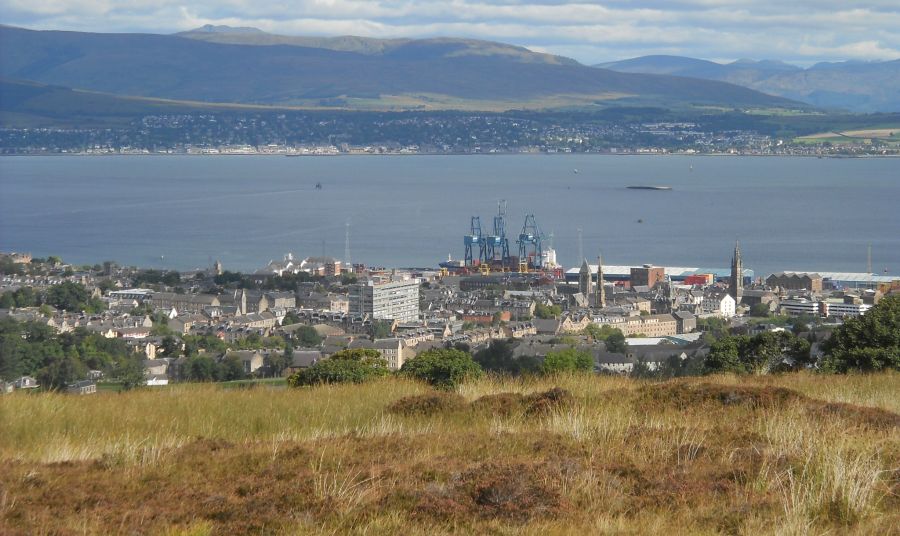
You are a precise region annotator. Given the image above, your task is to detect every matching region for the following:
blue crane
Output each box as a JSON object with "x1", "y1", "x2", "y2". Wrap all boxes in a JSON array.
[
  {"x1": 464, "y1": 216, "x2": 484, "y2": 267},
  {"x1": 517, "y1": 214, "x2": 544, "y2": 270}
]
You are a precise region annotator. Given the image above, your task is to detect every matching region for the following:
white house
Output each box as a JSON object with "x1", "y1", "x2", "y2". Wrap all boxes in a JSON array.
[
  {"x1": 146, "y1": 374, "x2": 169, "y2": 386},
  {"x1": 13, "y1": 376, "x2": 39, "y2": 389},
  {"x1": 703, "y1": 292, "x2": 736, "y2": 318}
]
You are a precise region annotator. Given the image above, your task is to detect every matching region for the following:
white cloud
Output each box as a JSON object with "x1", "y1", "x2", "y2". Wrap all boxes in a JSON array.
[{"x1": 1, "y1": 0, "x2": 898, "y2": 64}]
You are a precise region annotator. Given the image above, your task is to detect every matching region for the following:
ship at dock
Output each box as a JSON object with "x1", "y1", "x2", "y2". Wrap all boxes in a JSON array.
[{"x1": 627, "y1": 185, "x2": 672, "y2": 190}]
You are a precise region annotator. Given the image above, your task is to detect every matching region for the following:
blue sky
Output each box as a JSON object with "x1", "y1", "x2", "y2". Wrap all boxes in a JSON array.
[{"x1": 2, "y1": 1, "x2": 898, "y2": 65}]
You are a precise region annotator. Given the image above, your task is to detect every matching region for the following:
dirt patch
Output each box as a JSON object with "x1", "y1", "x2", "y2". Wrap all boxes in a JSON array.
[
  {"x1": 638, "y1": 382, "x2": 805, "y2": 410},
  {"x1": 387, "y1": 392, "x2": 467, "y2": 416}
]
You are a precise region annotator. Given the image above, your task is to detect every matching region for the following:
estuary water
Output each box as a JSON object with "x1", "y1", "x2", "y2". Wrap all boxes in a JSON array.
[{"x1": 0, "y1": 155, "x2": 897, "y2": 276}]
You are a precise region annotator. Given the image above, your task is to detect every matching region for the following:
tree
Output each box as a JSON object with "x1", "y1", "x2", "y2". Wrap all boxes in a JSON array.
[
  {"x1": 704, "y1": 336, "x2": 747, "y2": 374},
  {"x1": 584, "y1": 323, "x2": 621, "y2": 341},
  {"x1": 267, "y1": 339, "x2": 292, "y2": 377},
  {"x1": 541, "y1": 347, "x2": 594, "y2": 375},
  {"x1": 282, "y1": 311, "x2": 302, "y2": 325},
  {"x1": 288, "y1": 348, "x2": 389, "y2": 386},
  {"x1": 183, "y1": 355, "x2": 221, "y2": 382},
  {"x1": 749, "y1": 302, "x2": 772, "y2": 317},
  {"x1": 822, "y1": 295, "x2": 900, "y2": 372},
  {"x1": 37, "y1": 354, "x2": 85, "y2": 390},
  {"x1": 294, "y1": 325, "x2": 323, "y2": 347},
  {"x1": 113, "y1": 356, "x2": 146, "y2": 391},
  {"x1": 605, "y1": 331, "x2": 627, "y2": 354},
  {"x1": 474, "y1": 339, "x2": 540, "y2": 376},
  {"x1": 401, "y1": 348, "x2": 483, "y2": 389},
  {"x1": 534, "y1": 303, "x2": 562, "y2": 319},
  {"x1": 160, "y1": 335, "x2": 180, "y2": 357},
  {"x1": 220, "y1": 353, "x2": 246, "y2": 381},
  {"x1": 45, "y1": 282, "x2": 103, "y2": 312},
  {"x1": 371, "y1": 320, "x2": 393, "y2": 339},
  {"x1": 704, "y1": 331, "x2": 813, "y2": 374},
  {"x1": 697, "y1": 317, "x2": 730, "y2": 342}
]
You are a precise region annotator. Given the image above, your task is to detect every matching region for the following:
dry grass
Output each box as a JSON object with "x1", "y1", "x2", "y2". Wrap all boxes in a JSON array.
[{"x1": 0, "y1": 372, "x2": 897, "y2": 534}]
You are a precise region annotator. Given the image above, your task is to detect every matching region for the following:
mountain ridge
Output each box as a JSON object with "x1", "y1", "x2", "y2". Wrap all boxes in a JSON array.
[
  {"x1": 0, "y1": 26, "x2": 800, "y2": 112},
  {"x1": 595, "y1": 55, "x2": 900, "y2": 112}
]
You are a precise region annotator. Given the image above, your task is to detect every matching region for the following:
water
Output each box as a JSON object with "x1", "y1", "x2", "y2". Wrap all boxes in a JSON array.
[{"x1": 0, "y1": 155, "x2": 897, "y2": 276}]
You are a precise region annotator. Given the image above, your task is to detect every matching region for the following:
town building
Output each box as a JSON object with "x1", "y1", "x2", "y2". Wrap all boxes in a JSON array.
[
  {"x1": 766, "y1": 272, "x2": 824, "y2": 292},
  {"x1": 702, "y1": 292, "x2": 736, "y2": 318},
  {"x1": 349, "y1": 279, "x2": 420, "y2": 323},
  {"x1": 631, "y1": 265, "x2": 666, "y2": 289},
  {"x1": 151, "y1": 292, "x2": 220, "y2": 314},
  {"x1": 780, "y1": 298, "x2": 820, "y2": 317},
  {"x1": 66, "y1": 380, "x2": 96, "y2": 395},
  {"x1": 591, "y1": 313, "x2": 679, "y2": 337}
]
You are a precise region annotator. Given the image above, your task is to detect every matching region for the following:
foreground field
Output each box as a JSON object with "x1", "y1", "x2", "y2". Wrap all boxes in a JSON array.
[{"x1": 1, "y1": 373, "x2": 898, "y2": 535}]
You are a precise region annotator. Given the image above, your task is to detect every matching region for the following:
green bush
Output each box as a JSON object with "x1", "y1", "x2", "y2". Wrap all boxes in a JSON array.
[
  {"x1": 288, "y1": 348, "x2": 389, "y2": 386},
  {"x1": 822, "y1": 295, "x2": 899, "y2": 372},
  {"x1": 540, "y1": 347, "x2": 594, "y2": 375},
  {"x1": 400, "y1": 348, "x2": 483, "y2": 389}
]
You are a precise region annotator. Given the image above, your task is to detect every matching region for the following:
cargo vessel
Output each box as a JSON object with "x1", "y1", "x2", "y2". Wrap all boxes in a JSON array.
[{"x1": 627, "y1": 185, "x2": 672, "y2": 190}]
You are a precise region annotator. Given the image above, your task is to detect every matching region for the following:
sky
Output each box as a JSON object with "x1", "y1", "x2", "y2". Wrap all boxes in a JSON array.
[{"x1": 2, "y1": 1, "x2": 899, "y2": 66}]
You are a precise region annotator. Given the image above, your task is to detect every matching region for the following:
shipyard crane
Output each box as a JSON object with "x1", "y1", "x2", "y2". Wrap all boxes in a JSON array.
[
  {"x1": 464, "y1": 216, "x2": 484, "y2": 267},
  {"x1": 484, "y1": 200, "x2": 512, "y2": 268},
  {"x1": 517, "y1": 214, "x2": 545, "y2": 271}
]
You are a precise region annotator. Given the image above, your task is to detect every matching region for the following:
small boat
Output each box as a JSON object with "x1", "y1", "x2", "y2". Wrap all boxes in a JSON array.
[
  {"x1": 573, "y1": 169, "x2": 579, "y2": 174},
  {"x1": 315, "y1": 182, "x2": 322, "y2": 190},
  {"x1": 627, "y1": 185, "x2": 672, "y2": 190}
]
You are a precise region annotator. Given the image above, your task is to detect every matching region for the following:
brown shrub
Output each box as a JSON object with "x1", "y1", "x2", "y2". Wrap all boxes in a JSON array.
[
  {"x1": 387, "y1": 392, "x2": 467, "y2": 416},
  {"x1": 523, "y1": 387, "x2": 574, "y2": 415},
  {"x1": 806, "y1": 401, "x2": 900, "y2": 431},
  {"x1": 470, "y1": 392, "x2": 526, "y2": 416},
  {"x1": 413, "y1": 462, "x2": 568, "y2": 522},
  {"x1": 637, "y1": 382, "x2": 805, "y2": 410}
]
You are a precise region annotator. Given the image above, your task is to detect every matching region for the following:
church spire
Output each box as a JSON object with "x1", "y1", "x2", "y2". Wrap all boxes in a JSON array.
[
  {"x1": 730, "y1": 241, "x2": 743, "y2": 302},
  {"x1": 579, "y1": 258, "x2": 592, "y2": 297}
]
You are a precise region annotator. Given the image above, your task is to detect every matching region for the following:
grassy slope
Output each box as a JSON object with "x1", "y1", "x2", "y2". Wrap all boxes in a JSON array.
[{"x1": 1, "y1": 373, "x2": 897, "y2": 535}]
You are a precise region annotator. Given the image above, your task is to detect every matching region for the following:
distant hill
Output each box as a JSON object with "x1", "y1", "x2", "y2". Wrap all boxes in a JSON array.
[
  {"x1": 176, "y1": 24, "x2": 578, "y2": 65},
  {"x1": 0, "y1": 78, "x2": 248, "y2": 127},
  {"x1": 0, "y1": 26, "x2": 798, "y2": 112},
  {"x1": 596, "y1": 55, "x2": 900, "y2": 112}
]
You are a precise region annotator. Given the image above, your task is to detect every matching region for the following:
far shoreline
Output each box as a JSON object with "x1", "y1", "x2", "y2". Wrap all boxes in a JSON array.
[{"x1": 2, "y1": 152, "x2": 897, "y2": 158}]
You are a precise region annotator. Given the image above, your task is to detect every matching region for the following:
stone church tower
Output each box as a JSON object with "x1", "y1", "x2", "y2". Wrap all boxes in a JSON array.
[
  {"x1": 730, "y1": 241, "x2": 743, "y2": 303},
  {"x1": 579, "y1": 258, "x2": 593, "y2": 297}
]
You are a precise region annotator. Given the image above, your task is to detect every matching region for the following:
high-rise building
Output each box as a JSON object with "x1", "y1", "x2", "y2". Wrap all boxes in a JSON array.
[
  {"x1": 349, "y1": 279, "x2": 420, "y2": 322},
  {"x1": 730, "y1": 241, "x2": 743, "y2": 302}
]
